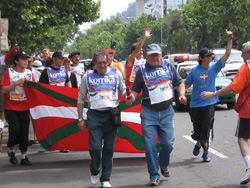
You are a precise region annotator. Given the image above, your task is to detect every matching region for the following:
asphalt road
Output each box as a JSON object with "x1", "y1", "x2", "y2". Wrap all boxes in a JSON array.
[{"x1": 0, "y1": 104, "x2": 249, "y2": 188}]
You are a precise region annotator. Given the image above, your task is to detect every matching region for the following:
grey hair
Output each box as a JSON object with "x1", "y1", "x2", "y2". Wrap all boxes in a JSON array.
[
  {"x1": 92, "y1": 50, "x2": 111, "y2": 64},
  {"x1": 242, "y1": 41, "x2": 250, "y2": 52}
]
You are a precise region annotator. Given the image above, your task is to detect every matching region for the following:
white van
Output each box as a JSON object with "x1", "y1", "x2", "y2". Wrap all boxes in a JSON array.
[{"x1": 212, "y1": 48, "x2": 244, "y2": 80}]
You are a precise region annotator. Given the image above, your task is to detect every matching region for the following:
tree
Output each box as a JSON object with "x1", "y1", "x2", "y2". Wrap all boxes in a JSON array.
[
  {"x1": 182, "y1": 0, "x2": 250, "y2": 50},
  {"x1": 0, "y1": 0, "x2": 101, "y2": 54}
]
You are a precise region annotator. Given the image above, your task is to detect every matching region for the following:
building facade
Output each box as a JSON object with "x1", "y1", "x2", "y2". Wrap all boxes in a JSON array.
[{"x1": 136, "y1": 0, "x2": 187, "y2": 19}]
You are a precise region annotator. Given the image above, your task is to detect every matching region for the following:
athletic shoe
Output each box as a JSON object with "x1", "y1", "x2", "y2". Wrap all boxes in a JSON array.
[
  {"x1": 90, "y1": 174, "x2": 99, "y2": 185},
  {"x1": 148, "y1": 178, "x2": 160, "y2": 186},
  {"x1": 193, "y1": 144, "x2": 201, "y2": 156},
  {"x1": 160, "y1": 167, "x2": 170, "y2": 177},
  {"x1": 8, "y1": 152, "x2": 18, "y2": 165},
  {"x1": 20, "y1": 156, "x2": 32, "y2": 166},
  {"x1": 202, "y1": 153, "x2": 211, "y2": 162},
  {"x1": 240, "y1": 168, "x2": 250, "y2": 185},
  {"x1": 101, "y1": 181, "x2": 111, "y2": 188}
]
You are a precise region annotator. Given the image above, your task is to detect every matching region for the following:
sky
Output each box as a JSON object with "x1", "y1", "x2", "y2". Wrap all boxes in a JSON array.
[{"x1": 80, "y1": 0, "x2": 136, "y2": 31}]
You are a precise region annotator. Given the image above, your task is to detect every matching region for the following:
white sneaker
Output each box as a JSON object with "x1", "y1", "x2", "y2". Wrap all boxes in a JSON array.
[
  {"x1": 241, "y1": 169, "x2": 250, "y2": 185},
  {"x1": 148, "y1": 178, "x2": 160, "y2": 186},
  {"x1": 101, "y1": 181, "x2": 111, "y2": 188},
  {"x1": 90, "y1": 174, "x2": 99, "y2": 185}
]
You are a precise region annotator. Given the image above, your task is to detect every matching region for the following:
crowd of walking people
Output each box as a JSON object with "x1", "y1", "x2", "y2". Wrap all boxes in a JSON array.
[{"x1": 0, "y1": 28, "x2": 250, "y2": 187}]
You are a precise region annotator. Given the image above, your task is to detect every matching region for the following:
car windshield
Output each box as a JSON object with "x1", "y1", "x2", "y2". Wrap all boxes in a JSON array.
[
  {"x1": 214, "y1": 53, "x2": 243, "y2": 63},
  {"x1": 178, "y1": 66, "x2": 193, "y2": 79},
  {"x1": 217, "y1": 70, "x2": 225, "y2": 77}
]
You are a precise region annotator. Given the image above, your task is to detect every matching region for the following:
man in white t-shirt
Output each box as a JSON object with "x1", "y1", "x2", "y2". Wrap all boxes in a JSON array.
[{"x1": 69, "y1": 52, "x2": 85, "y2": 88}]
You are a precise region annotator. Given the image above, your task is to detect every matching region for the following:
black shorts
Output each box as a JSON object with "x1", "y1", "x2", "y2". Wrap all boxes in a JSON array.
[{"x1": 235, "y1": 118, "x2": 250, "y2": 139}]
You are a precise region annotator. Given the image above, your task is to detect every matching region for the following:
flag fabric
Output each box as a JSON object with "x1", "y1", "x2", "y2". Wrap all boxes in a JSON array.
[
  {"x1": 24, "y1": 82, "x2": 161, "y2": 153},
  {"x1": 0, "y1": 48, "x2": 18, "y2": 65}
]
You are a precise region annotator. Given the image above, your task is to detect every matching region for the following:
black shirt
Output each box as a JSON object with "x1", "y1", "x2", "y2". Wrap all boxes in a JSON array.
[{"x1": 70, "y1": 72, "x2": 78, "y2": 88}]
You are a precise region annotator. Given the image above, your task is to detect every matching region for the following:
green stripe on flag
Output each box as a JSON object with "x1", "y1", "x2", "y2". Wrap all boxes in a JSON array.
[
  {"x1": 6, "y1": 55, "x2": 15, "y2": 65},
  {"x1": 24, "y1": 82, "x2": 77, "y2": 105},
  {"x1": 39, "y1": 120, "x2": 80, "y2": 150},
  {"x1": 119, "y1": 96, "x2": 142, "y2": 110},
  {"x1": 40, "y1": 119, "x2": 161, "y2": 152},
  {"x1": 117, "y1": 122, "x2": 161, "y2": 151},
  {"x1": 117, "y1": 122, "x2": 144, "y2": 150}
]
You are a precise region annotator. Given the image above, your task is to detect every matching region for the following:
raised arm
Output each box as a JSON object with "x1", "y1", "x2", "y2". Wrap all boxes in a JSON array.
[
  {"x1": 221, "y1": 29, "x2": 233, "y2": 65},
  {"x1": 126, "y1": 28, "x2": 152, "y2": 67}
]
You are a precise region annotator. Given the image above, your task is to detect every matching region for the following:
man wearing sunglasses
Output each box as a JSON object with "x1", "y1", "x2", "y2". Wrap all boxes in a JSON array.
[
  {"x1": 77, "y1": 50, "x2": 130, "y2": 188},
  {"x1": 184, "y1": 29, "x2": 233, "y2": 163}
]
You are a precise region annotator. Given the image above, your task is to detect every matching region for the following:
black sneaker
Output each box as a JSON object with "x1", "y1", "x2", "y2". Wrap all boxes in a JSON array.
[
  {"x1": 8, "y1": 152, "x2": 18, "y2": 165},
  {"x1": 28, "y1": 140, "x2": 34, "y2": 146},
  {"x1": 21, "y1": 156, "x2": 32, "y2": 166}
]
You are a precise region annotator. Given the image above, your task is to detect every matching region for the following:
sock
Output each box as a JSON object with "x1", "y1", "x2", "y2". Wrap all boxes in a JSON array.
[
  {"x1": 244, "y1": 156, "x2": 250, "y2": 169},
  {"x1": 21, "y1": 154, "x2": 27, "y2": 159}
]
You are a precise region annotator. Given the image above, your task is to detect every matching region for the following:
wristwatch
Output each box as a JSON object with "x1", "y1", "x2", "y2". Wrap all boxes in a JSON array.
[
  {"x1": 78, "y1": 118, "x2": 84, "y2": 121},
  {"x1": 213, "y1": 91, "x2": 217, "y2": 97}
]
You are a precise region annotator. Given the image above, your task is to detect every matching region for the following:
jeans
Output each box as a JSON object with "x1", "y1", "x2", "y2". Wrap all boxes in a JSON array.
[
  {"x1": 140, "y1": 105, "x2": 175, "y2": 180},
  {"x1": 87, "y1": 109, "x2": 118, "y2": 182}
]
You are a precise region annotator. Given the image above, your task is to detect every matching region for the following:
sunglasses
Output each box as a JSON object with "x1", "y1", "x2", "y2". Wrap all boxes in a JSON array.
[{"x1": 96, "y1": 61, "x2": 108, "y2": 65}]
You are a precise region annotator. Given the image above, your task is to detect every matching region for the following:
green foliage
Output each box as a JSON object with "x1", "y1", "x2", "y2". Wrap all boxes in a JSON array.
[
  {"x1": 182, "y1": 0, "x2": 250, "y2": 49},
  {"x1": 65, "y1": 0, "x2": 250, "y2": 60},
  {"x1": 0, "y1": 0, "x2": 100, "y2": 54},
  {"x1": 67, "y1": 14, "x2": 162, "y2": 60}
]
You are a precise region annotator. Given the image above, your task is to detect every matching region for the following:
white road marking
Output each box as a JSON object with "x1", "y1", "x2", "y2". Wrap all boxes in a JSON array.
[{"x1": 183, "y1": 135, "x2": 228, "y2": 159}]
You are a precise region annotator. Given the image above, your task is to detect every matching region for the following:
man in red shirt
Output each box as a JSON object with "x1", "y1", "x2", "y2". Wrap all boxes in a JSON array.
[
  {"x1": 1, "y1": 51, "x2": 36, "y2": 166},
  {"x1": 201, "y1": 41, "x2": 250, "y2": 185},
  {"x1": 125, "y1": 28, "x2": 152, "y2": 88}
]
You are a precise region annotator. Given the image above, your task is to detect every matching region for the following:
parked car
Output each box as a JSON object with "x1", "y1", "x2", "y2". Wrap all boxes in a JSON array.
[
  {"x1": 80, "y1": 59, "x2": 92, "y2": 69},
  {"x1": 164, "y1": 53, "x2": 198, "y2": 69},
  {"x1": 164, "y1": 53, "x2": 189, "y2": 66},
  {"x1": 212, "y1": 48, "x2": 244, "y2": 80},
  {"x1": 174, "y1": 61, "x2": 236, "y2": 111}
]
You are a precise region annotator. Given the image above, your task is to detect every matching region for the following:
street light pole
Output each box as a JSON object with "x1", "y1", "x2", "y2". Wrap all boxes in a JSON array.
[
  {"x1": 161, "y1": 0, "x2": 163, "y2": 47},
  {"x1": 100, "y1": 30, "x2": 113, "y2": 48}
]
